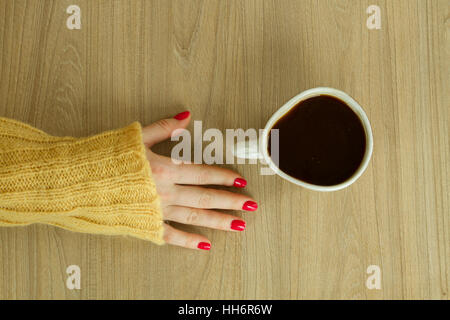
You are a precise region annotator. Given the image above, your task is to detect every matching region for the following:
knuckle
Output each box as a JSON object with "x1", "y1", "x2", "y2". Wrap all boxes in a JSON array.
[
  {"x1": 211, "y1": 212, "x2": 228, "y2": 230},
  {"x1": 156, "y1": 186, "x2": 171, "y2": 202},
  {"x1": 195, "y1": 169, "x2": 210, "y2": 185},
  {"x1": 156, "y1": 119, "x2": 172, "y2": 134},
  {"x1": 185, "y1": 209, "x2": 200, "y2": 224},
  {"x1": 152, "y1": 163, "x2": 175, "y2": 180},
  {"x1": 219, "y1": 217, "x2": 231, "y2": 230},
  {"x1": 158, "y1": 190, "x2": 170, "y2": 201},
  {"x1": 151, "y1": 163, "x2": 166, "y2": 176},
  {"x1": 197, "y1": 191, "x2": 213, "y2": 208}
]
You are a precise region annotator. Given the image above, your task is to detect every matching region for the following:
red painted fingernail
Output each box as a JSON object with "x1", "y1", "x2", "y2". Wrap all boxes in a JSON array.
[
  {"x1": 173, "y1": 111, "x2": 190, "y2": 120},
  {"x1": 197, "y1": 242, "x2": 211, "y2": 250},
  {"x1": 233, "y1": 178, "x2": 247, "y2": 188},
  {"x1": 231, "y1": 220, "x2": 246, "y2": 231},
  {"x1": 242, "y1": 201, "x2": 258, "y2": 211}
]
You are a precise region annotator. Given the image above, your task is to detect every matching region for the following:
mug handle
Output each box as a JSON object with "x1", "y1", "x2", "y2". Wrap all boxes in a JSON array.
[{"x1": 232, "y1": 136, "x2": 264, "y2": 160}]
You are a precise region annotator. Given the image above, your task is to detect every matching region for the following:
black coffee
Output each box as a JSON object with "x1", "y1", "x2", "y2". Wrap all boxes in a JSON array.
[{"x1": 268, "y1": 95, "x2": 366, "y2": 186}]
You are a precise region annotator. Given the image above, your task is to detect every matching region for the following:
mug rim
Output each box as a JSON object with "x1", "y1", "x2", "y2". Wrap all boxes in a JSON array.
[{"x1": 261, "y1": 87, "x2": 373, "y2": 192}]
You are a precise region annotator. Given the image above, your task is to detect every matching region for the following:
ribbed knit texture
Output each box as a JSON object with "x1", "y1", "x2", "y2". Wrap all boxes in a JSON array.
[{"x1": 0, "y1": 117, "x2": 164, "y2": 244}]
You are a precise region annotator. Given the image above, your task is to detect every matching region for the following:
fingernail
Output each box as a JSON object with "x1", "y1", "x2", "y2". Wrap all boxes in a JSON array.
[
  {"x1": 231, "y1": 220, "x2": 246, "y2": 231},
  {"x1": 233, "y1": 178, "x2": 247, "y2": 188},
  {"x1": 173, "y1": 111, "x2": 190, "y2": 120},
  {"x1": 198, "y1": 242, "x2": 211, "y2": 250},
  {"x1": 242, "y1": 200, "x2": 258, "y2": 211}
]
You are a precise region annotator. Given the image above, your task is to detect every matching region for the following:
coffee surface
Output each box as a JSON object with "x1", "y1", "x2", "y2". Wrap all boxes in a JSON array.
[{"x1": 268, "y1": 95, "x2": 366, "y2": 186}]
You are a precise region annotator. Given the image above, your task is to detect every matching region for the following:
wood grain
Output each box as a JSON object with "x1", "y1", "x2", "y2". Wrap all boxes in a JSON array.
[{"x1": 0, "y1": 0, "x2": 448, "y2": 299}]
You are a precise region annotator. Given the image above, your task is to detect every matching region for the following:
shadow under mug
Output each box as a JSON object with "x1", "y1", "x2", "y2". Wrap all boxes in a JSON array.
[{"x1": 234, "y1": 87, "x2": 374, "y2": 192}]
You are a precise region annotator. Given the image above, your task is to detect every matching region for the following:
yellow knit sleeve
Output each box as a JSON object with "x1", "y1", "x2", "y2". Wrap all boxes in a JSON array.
[{"x1": 0, "y1": 117, "x2": 164, "y2": 244}]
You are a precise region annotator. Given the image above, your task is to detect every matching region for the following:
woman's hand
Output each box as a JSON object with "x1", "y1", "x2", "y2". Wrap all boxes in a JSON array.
[{"x1": 142, "y1": 111, "x2": 258, "y2": 251}]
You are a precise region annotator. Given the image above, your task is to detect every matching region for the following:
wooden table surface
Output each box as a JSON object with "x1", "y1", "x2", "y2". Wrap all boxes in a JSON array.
[{"x1": 0, "y1": 0, "x2": 448, "y2": 300}]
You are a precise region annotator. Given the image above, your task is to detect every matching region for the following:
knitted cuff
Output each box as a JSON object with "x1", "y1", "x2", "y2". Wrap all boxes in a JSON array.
[{"x1": 0, "y1": 118, "x2": 165, "y2": 244}]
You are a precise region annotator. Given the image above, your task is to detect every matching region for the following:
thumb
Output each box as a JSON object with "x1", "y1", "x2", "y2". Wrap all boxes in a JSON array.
[{"x1": 142, "y1": 111, "x2": 191, "y2": 146}]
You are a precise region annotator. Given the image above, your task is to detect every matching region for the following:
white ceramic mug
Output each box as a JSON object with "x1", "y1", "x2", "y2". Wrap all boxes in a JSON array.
[{"x1": 234, "y1": 87, "x2": 373, "y2": 192}]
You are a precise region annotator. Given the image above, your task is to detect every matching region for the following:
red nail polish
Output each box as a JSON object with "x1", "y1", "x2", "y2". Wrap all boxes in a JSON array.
[
  {"x1": 231, "y1": 220, "x2": 246, "y2": 231},
  {"x1": 233, "y1": 178, "x2": 247, "y2": 188},
  {"x1": 173, "y1": 111, "x2": 190, "y2": 120},
  {"x1": 198, "y1": 242, "x2": 211, "y2": 250},
  {"x1": 242, "y1": 200, "x2": 258, "y2": 211}
]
